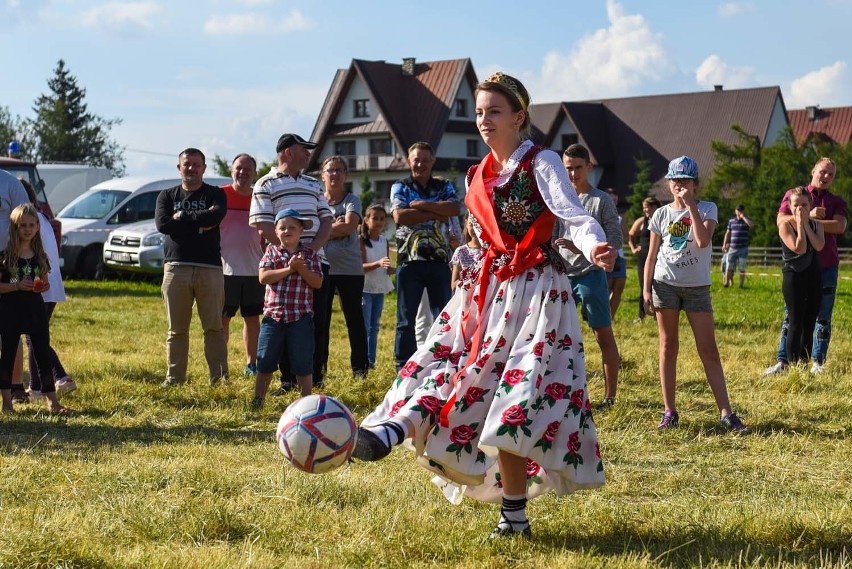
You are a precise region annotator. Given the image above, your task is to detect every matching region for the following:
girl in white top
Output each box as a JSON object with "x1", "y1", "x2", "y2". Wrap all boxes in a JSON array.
[
  {"x1": 642, "y1": 156, "x2": 746, "y2": 433},
  {"x1": 361, "y1": 204, "x2": 394, "y2": 369}
]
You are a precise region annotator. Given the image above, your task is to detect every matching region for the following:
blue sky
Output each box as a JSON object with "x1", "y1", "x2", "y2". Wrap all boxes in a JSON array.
[{"x1": 2, "y1": 0, "x2": 851, "y2": 176}]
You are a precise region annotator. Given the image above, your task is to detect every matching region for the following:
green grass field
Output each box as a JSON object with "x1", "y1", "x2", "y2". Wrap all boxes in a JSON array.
[{"x1": 1, "y1": 267, "x2": 850, "y2": 568}]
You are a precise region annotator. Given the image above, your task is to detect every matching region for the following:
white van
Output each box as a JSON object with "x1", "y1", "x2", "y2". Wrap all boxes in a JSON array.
[
  {"x1": 40, "y1": 164, "x2": 113, "y2": 213},
  {"x1": 58, "y1": 176, "x2": 229, "y2": 278}
]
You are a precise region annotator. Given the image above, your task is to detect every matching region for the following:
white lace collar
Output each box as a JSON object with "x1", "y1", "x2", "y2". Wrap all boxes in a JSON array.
[{"x1": 492, "y1": 140, "x2": 535, "y2": 186}]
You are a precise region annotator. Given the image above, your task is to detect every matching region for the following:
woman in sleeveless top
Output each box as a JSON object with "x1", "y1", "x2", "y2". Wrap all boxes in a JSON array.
[
  {"x1": 628, "y1": 197, "x2": 661, "y2": 320},
  {"x1": 351, "y1": 73, "x2": 614, "y2": 539},
  {"x1": 779, "y1": 187, "x2": 824, "y2": 365}
]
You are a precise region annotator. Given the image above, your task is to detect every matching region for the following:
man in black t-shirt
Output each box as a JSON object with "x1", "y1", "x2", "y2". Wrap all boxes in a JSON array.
[{"x1": 155, "y1": 148, "x2": 228, "y2": 387}]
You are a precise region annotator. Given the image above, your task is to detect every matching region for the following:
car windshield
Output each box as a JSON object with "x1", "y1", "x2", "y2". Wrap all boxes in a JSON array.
[{"x1": 59, "y1": 189, "x2": 131, "y2": 219}]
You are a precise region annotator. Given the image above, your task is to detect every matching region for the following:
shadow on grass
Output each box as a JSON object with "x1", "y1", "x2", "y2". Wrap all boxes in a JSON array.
[
  {"x1": 0, "y1": 420, "x2": 270, "y2": 452},
  {"x1": 535, "y1": 525, "x2": 850, "y2": 567}
]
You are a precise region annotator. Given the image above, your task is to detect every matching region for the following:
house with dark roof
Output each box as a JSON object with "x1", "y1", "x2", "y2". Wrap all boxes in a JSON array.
[
  {"x1": 788, "y1": 105, "x2": 852, "y2": 146},
  {"x1": 307, "y1": 57, "x2": 481, "y2": 200},
  {"x1": 529, "y1": 86, "x2": 790, "y2": 203},
  {"x1": 309, "y1": 58, "x2": 790, "y2": 205}
]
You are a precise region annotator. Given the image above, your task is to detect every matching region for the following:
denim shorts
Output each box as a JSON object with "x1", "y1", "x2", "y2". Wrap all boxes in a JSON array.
[
  {"x1": 607, "y1": 256, "x2": 627, "y2": 279},
  {"x1": 726, "y1": 247, "x2": 748, "y2": 272},
  {"x1": 651, "y1": 280, "x2": 713, "y2": 313},
  {"x1": 571, "y1": 270, "x2": 612, "y2": 329},
  {"x1": 256, "y1": 315, "x2": 314, "y2": 376}
]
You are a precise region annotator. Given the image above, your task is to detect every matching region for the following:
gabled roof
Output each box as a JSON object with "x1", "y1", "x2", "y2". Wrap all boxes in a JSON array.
[
  {"x1": 531, "y1": 86, "x2": 786, "y2": 199},
  {"x1": 788, "y1": 106, "x2": 852, "y2": 145},
  {"x1": 308, "y1": 58, "x2": 478, "y2": 171}
]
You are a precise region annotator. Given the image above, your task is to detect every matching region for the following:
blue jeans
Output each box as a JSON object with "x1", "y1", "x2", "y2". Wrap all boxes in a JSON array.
[
  {"x1": 776, "y1": 266, "x2": 837, "y2": 364},
  {"x1": 362, "y1": 292, "x2": 386, "y2": 368},
  {"x1": 394, "y1": 261, "x2": 452, "y2": 370}
]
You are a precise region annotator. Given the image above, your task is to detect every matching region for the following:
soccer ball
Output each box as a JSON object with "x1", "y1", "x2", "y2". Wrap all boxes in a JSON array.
[{"x1": 275, "y1": 394, "x2": 358, "y2": 474}]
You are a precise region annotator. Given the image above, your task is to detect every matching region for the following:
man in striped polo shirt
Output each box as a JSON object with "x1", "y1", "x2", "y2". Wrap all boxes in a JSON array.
[
  {"x1": 721, "y1": 204, "x2": 753, "y2": 288},
  {"x1": 249, "y1": 134, "x2": 333, "y2": 388}
]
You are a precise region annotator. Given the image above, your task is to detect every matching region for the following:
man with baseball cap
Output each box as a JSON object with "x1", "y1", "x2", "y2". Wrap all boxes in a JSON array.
[{"x1": 249, "y1": 134, "x2": 333, "y2": 389}]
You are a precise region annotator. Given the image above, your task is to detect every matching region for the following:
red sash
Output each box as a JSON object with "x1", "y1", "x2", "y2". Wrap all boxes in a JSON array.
[{"x1": 438, "y1": 150, "x2": 556, "y2": 427}]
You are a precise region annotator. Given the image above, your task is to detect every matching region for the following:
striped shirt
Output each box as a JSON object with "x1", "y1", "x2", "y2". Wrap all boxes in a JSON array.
[
  {"x1": 260, "y1": 245, "x2": 322, "y2": 323},
  {"x1": 726, "y1": 217, "x2": 750, "y2": 249},
  {"x1": 249, "y1": 169, "x2": 332, "y2": 262}
]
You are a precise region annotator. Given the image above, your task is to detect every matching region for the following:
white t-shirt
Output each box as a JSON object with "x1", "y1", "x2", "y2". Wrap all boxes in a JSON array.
[{"x1": 649, "y1": 201, "x2": 717, "y2": 287}]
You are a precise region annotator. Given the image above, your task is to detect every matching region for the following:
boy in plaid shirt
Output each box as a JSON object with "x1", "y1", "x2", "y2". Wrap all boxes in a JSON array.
[{"x1": 251, "y1": 208, "x2": 324, "y2": 408}]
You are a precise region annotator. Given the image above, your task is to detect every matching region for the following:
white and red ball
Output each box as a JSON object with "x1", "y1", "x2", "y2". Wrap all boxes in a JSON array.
[{"x1": 275, "y1": 394, "x2": 358, "y2": 474}]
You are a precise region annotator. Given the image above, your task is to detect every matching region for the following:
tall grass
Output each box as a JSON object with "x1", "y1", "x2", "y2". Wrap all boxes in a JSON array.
[{"x1": 0, "y1": 267, "x2": 850, "y2": 568}]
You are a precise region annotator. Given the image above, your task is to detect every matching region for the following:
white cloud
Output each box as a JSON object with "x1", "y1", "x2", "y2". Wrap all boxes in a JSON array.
[
  {"x1": 718, "y1": 2, "x2": 753, "y2": 17},
  {"x1": 203, "y1": 12, "x2": 265, "y2": 35},
  {"x1": 535, "y1": 0, "x2": 671, "y2": 101},
  {"x1": 113, "y1": 82, "x2": 327, "y2": 176},
  {"x1": 203, "y1": 8, "x2": 314, "y2": 36},
  {"x1": 787, "y1": 61, "x2": 849, "y2": 108},
  {"x1": 695, "y1": 54, "x2": 755, "y2": 89},
  {"x1": 80, "y1": 2, "x2": 162, "y2": 33}
]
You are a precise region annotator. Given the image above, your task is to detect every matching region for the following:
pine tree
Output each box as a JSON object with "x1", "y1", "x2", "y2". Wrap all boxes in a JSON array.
[
  {"x1": 626, "y1": 158, "x2": 654, "y2": 225},
  {"x1": 28, "y1": 60, "x2": 125, "y2": 174}
]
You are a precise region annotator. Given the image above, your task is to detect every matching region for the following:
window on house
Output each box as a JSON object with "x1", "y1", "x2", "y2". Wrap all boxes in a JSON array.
[
  {"x1": 561, "y1": 134, "x2": 579, "y2": 151},
  {"x1": 455, "y1": 99, "x2": 468, "y2": 117},
  {"x1": 354, "y1": 99, "x2": 370, "y2": 118},
  {"x1": 466, "y1": 139, "x2": 479, "y2": 157},
  {"x1": 334, "y1": 140, "x2": 357, "y2": 169},
  {"x1": 369, "y1": 139, "x2": 393, "y2": 168}
]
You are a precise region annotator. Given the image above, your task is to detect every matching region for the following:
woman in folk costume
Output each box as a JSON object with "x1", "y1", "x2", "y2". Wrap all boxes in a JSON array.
[{"x1": 352, "y1": 72, "x2": 615, "y2": 538}]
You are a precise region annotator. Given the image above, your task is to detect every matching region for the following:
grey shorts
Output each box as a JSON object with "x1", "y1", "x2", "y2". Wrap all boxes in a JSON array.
[{"x1": 651, "y1": 280, "x2": 713, "y2": 313}]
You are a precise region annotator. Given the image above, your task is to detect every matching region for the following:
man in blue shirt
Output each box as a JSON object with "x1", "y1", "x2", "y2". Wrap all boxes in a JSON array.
[{"x1": 391, "y1": 142, "x2": 460, "y2": 370}]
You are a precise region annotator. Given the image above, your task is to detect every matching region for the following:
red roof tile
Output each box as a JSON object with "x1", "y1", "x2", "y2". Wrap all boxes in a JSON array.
[{"x1": 788, "y1": 106, "x2": 852, "y2": 145}]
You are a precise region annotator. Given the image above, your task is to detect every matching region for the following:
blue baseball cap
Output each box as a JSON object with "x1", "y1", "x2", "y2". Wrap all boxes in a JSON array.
[
  {"x1": 665, "y1": 156, "x2": 699, "y2": 180},
  {"x1": 274, "y1": 208, "x2": 313, "y2": 229}
]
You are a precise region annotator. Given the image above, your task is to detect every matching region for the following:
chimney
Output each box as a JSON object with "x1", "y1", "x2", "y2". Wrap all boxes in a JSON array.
[
  {"x1": 806, "y1": 105, "x2": 819, "y2": 121},
  {"x1": 714, "y1": 85, "x2": 723, "y2": 92},
  {"x1": 401, "y1": 57, "x2": 416, "y2": 77}
]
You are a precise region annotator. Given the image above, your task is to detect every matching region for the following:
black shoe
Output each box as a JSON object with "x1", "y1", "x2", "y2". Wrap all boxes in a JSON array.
[
  {"x1": 596, "y1": 397, "x2": 616, "y2": 412},
  {"x1": 351, "y1": 427, "x2": 391, "y2": 461},
  {"x1": 489, "y1": 522, "x2": 531, "y2": 539},
  {"x1": 272, "y1": 382, "x2": 294, "y2": 396}
]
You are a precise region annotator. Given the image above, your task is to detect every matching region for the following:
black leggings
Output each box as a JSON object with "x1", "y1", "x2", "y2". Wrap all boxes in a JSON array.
[
  {"x1": 781, "y1": 262, "x2": 822, "y2": 364},
  {"x1": 1, "y1": 320, "x2": 55, "y2": 393}
]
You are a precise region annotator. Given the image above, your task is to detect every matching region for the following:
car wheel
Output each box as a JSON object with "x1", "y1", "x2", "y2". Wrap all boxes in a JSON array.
[{"x1": 81, "y1": 246, "x2": 105, "y2": 280}]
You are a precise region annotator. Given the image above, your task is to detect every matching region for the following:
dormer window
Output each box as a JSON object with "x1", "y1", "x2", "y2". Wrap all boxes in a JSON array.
[{"x1": 354, "y1": 99, "x2": 370, "y2": 118}]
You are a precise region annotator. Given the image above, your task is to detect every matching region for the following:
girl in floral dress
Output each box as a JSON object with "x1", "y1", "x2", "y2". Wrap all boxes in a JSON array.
[
  {"x1": 352, "y1": 73, "x2": 615, "y2": 538},
  {"x1": 450, "y1": 214, "x2": 483, "y2": 290}
]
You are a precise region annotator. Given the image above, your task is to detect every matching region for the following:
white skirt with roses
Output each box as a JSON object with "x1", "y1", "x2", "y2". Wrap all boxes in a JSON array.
[{"x1": 362, "y1": 264, "x2": 605, "y2": 504}]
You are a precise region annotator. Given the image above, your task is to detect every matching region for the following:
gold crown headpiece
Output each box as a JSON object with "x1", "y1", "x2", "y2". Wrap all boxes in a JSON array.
[{"x1": 484, "y1": 72, "x2": 527, "y2": 110}]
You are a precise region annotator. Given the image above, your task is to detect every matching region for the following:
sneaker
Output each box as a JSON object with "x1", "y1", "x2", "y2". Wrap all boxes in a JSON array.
[
  {"x1": 11, "y1": 387, "x2": 29, "y2": 404},
  {"x1": 210, "y1": 375, "x2": 230, "y2": 386},
  {"x1": 721, "y1": 412, "x2": 748, "y2": 433},
  {"x1": 810, "y1": 362, "x2": 825, "y2": 374},
  {"x1": 762, "y1": 362, "x2": 788, "y2": 376},
  {"x1": 161, "y1": 378, "x2": 185, "y2": 388},
  {"x1": 56, "y1": 377, "x2": 77, "y2": 395},
  {"x1": 250, "y1": 397, "x2": 264, "y2": 410},
  {"x1": 27, "y1": 390, "x2": 44, "y2": 401},
  {"x1": 244, "y1": 363, "x2": 258, "y2": 377},
  {"x1": 271, "y1": 382, "x2": 295, "y2": 396},
  {"x1": 596, "y1": 397, "x2": 616, "y2": 412},
  {"x1": 350, "y1": 427, "x2": 391, "y2": 462},
  {"x1": 657, "y1": 410, "x2": 679, "y2": 429}
]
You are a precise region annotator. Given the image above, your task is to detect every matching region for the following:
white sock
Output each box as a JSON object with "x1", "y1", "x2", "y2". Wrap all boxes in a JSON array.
[{"x1": 365, "y1": 421, "x2": 407, "y2": 448}]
